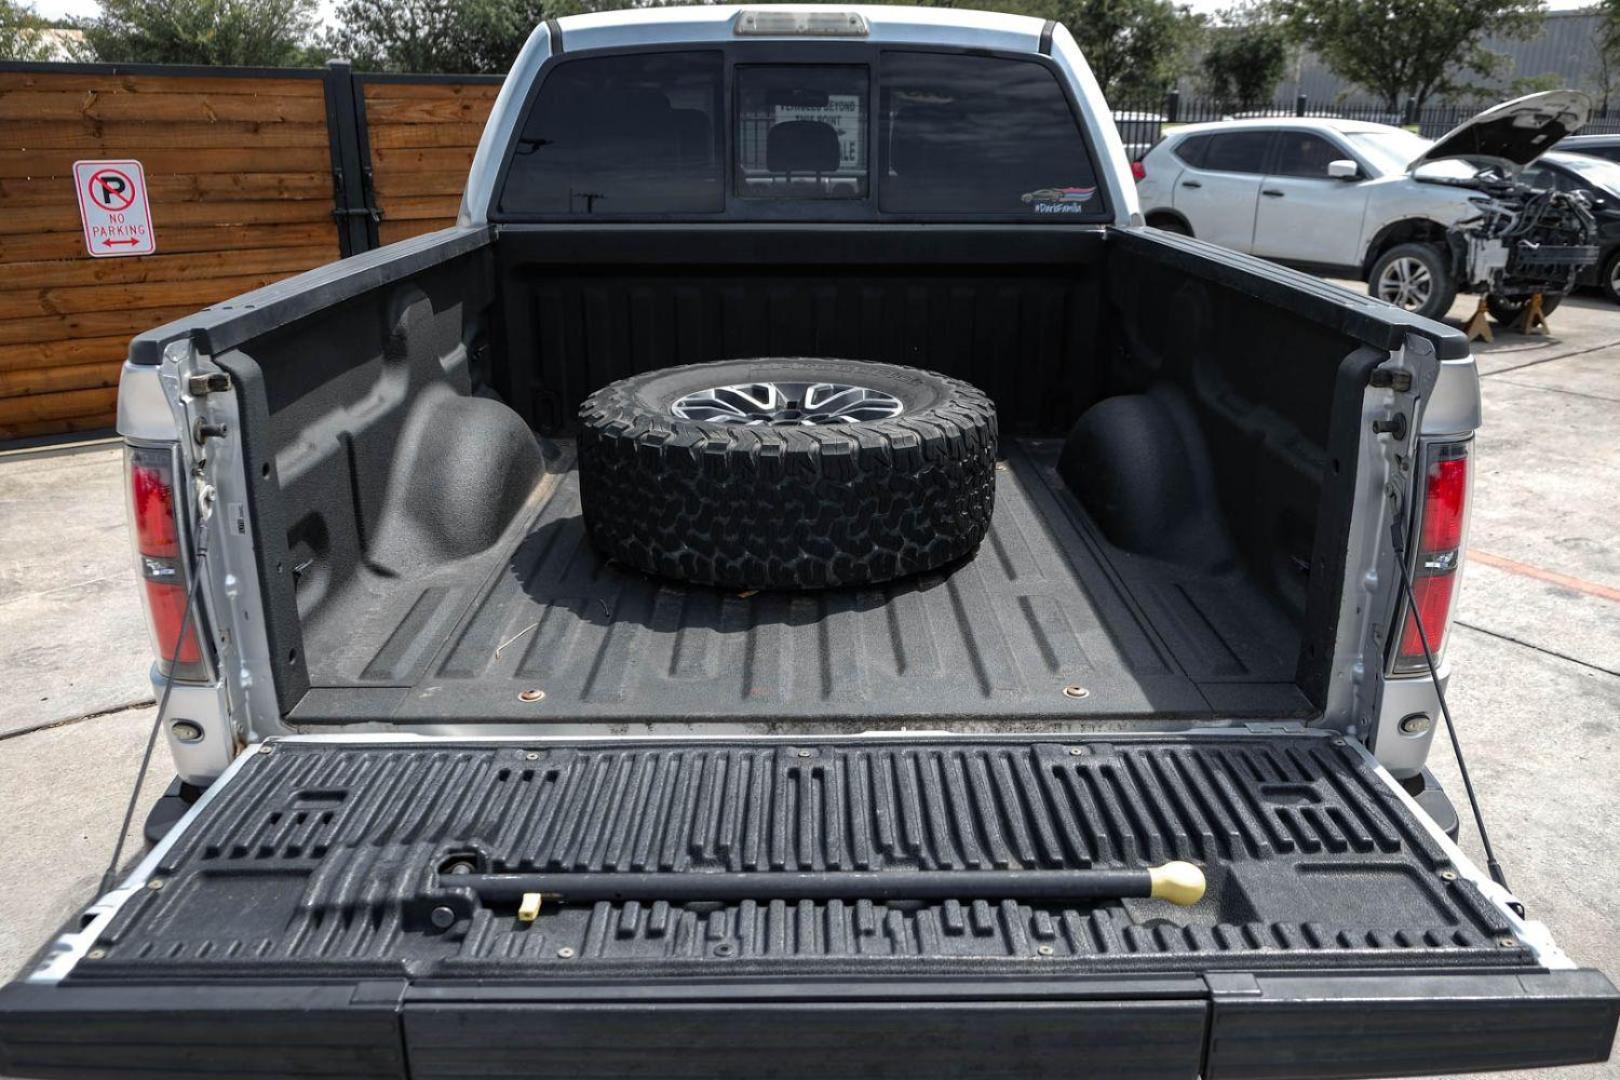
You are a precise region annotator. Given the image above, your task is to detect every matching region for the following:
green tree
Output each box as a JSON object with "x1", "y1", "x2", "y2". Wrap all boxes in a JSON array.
[
  {"x1": 1036, "y1": 0, "x2": 1200, "y2": 100},
  {"x1": 1275, "y1": 0, "x2": 1545, "y2": 111},
  {"x1": 325, "y1": 0, "x2": 634, "y2": 74},
  {"x1": 1, "y1": 0, "x2": 53, "y2": 60},
  {"x1": 1200, "y1": 7, "x2": 1291, "y2": 108},
  {"x1": 77, "y1": 0, "x2": 321, "y2": 65},
  {"x1": 1595, "y1": 0, "x2": 1620, "y2": 110}
]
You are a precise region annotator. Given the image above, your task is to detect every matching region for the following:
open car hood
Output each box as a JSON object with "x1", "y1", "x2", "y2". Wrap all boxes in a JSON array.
[{"x1": 1410, "y1": 89, "x2": 1592, "y2": 171}]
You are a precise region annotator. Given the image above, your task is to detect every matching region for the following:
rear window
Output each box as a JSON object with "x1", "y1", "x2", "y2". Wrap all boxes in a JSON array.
[
  {"x1": 736, "y1": 65, "x2": 868, "y2": 199},
  {"x1": 499, "y1": 51, "x2": 724, "y2": 216},
  {"x1": 879, "y1": 52, "x2": 1101, "y2": 217},
  {"x1": 496, "y1": 50, "x2": 1103, "y2": 220},
  {"x1": 1172, "y1": 134, "x2": 1212, "y2": 168}
]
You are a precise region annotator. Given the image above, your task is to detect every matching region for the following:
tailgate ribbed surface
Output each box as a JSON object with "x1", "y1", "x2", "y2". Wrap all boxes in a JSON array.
[{"x1": 71, "y1": 734, "x2": 1527, "y2": 983}]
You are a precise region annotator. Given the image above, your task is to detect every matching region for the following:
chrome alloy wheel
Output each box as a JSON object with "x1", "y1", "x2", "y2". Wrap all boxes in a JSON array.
[
  {"x1": 670, "y1": 381, "x2": 905, "y2": 426},
  {"x1": 1375, "y1": 255, "x2": 1435, "y2": 312}
]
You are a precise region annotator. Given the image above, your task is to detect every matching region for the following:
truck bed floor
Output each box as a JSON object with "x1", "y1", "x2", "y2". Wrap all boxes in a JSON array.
[{"x1": 292, "y1": 439, "x2": 1309, "y2": 726}]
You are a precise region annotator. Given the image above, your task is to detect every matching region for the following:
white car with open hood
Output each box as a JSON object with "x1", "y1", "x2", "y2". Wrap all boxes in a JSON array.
[{"x1": 1135, "y1": 91, "x2": 1601, "y2": 319}]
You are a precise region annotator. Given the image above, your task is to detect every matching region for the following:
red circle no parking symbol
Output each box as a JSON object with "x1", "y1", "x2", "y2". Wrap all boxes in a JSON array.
[{"x1": 85, "y1": 167, "x2": 137, "y2": 212}]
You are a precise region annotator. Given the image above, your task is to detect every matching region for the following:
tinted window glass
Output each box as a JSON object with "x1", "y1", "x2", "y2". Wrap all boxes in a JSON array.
[
  {"x1": 1173, "y1": 134, "x2": 1212, "y2": 167},
  {"x1": 736, "y1": 66, "x2": 868, "y2": 199},
  {"x1": 879, "y1": 52, "x2": 1101, "y2": 217},
  {"x1": 1273, "y1": 132, "x2": 1346, "y2": 178},
  {"x1": 499, "y1": 52, "x2": 722, "y2": 216},
  {"x1": 1203, "y1": 131, "x2": 1273, "y2": 174}
]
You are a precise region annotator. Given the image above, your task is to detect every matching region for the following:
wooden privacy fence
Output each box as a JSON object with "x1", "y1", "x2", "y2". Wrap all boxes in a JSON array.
[{"x1": 0, "y1": 61, "x2": 502, "y2": 441}]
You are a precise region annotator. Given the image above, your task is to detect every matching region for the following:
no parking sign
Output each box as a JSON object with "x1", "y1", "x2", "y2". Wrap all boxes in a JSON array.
[{"x1": 72, "y1": 159, "x2": 156, "y2": 257}]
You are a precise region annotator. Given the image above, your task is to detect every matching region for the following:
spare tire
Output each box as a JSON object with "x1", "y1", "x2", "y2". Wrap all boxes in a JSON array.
[{"x1": 578, "y1": 357, "x2": 997, "y2": 589}]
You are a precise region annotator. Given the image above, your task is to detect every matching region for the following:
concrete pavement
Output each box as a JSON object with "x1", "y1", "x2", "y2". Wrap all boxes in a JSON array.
[{"x1": 0, "y1": 289, "x2": 1616, "y2": 1077}]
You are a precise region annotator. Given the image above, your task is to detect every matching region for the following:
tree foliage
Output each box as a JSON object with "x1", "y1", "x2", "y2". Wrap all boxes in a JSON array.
[
  {"x1": 1036, "y1": 0, "x2": 1201, "y2": 99},
  {"x1": 1595, "y1": 0, "x2": 1620, "y2": 110},
  {"x1": 1, "y1": 0, "x2": 53, "y2": 60},
  {"x1": 1200, "y1": 8, "x2": 1291, "y2": 107},
  {"x1": 76, "y1": 0, "x2": 322, "y2": 65},
  {"x1": 322, "y1": 0, "x2": 558, "y2": 74},
  {"x1": 1275, "y1": 0, "x2": 1545, "y2": 110}
]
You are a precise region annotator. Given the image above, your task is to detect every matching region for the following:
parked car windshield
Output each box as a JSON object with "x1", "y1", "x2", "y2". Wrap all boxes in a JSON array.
[
  {"x1": 1342, "y1": 128, "x2": 1431, "y2": 175},
  {"x1": 1556, "y1": 153, "x2": 1620, "y2": 195}
]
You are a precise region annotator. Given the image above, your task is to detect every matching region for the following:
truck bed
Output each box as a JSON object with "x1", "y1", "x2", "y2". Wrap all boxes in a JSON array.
[{"x1": 292, "y1": 438, "x2": 1308, "y2": 727}]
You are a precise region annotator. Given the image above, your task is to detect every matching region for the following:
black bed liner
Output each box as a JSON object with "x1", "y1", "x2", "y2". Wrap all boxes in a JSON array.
[
  {"x1": 2, "y1": 733, "x2": 1615, "y2": 1079},
  {"x1": 292, "y1": 439, "x2": 1308, "y2": 725}
]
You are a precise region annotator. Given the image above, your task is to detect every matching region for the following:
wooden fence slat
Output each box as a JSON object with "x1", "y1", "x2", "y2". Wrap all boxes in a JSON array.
[
  {"x1": 0, "y1": 358, "x2": 122, "y2": 398},
  {"x1": 0, "y1": 221, "x2": 336, "y2": 262},
  {"x1": 0, "y1": 272, "x2": 288, "y2": 319},
  {"x1": 1, "y1": 171, "x2": 332, "y2": 207},
  {"x1": 359, "y1": 82, "x2": 501, "y2": 102},
  {"x1": 0, "y1": 304, "x2": 211, "y2": 345},
  {"x1": 376, "y1": 195, "x2": 463, "y2": 222},
  {"x1": 1, "y1": 198, "x2": 336, "y2": 235},
  {"x1": 365, "y1": 97, "x2": 498, "y2": 124},
  {"x1": 6, "y1": 119, "x2": 331, "y2": 150},
  {"x1": 0, "y1": 413, "x2": 116, "y2": 440},
  {"x1": 0, "y1": 72, "x2": 324, "y2": 97},
  {"x1": 0, "y1": 385, "x2": 118, "y2": 425},
  {"x1": 0, "y1": 335, "x2": 129, "y2": 372},
  {"x1": 370, "y1": 146, "x2": 478, "y2": 171},
  {"x1": 0, "y1": 90, "x2": 328, "y2": 123},
  {"x1": 369, "y1": 170, "x2": 469, "y2": 198},
  {"x1": 380, "y1": 219, "x2": 452, "y2": 245},
  {"x1": 0, "y1": 311, "x2": 193, "y2": 348},
  {"x1": 367, "y1": 122, "x2": 488, "y2": 149},
  {"x1": 1, "y1": 246, "x2": 336, "y2": 289},
  {"x1": 0, "y1": 147, "x2": 332, "y2": 177}
]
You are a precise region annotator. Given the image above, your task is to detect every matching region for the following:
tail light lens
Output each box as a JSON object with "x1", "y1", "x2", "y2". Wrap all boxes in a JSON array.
[
  {"x1": 125, "y1": 444, "x2": 209, "y2": 681},
  {"x1": 1131, "y1": 161, "x2": 1147, "y2": 182},
  {"x1": 1391, "y1": 440, "x2": 1470, "y2": 674}
]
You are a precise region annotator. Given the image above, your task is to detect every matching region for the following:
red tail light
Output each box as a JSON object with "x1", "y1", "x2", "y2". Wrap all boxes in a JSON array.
[
  {"x1": 126, "y1": 444, "x2": 208, "y2": 680},
  {"x1": 1392, "y1": 441, "x2": 1470, "y2": 673},
  {"x1": 1131, "y1": 161, "x2": 1147, "y2": 182}
]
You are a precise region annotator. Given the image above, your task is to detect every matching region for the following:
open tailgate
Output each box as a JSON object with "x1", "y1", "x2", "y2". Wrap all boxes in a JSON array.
[{"x1": 2, "y1": 731, "x2": 1615, "y2": 1079}]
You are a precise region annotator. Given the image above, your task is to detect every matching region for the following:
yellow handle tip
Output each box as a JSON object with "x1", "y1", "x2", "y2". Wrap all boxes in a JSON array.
[
  {"x1": 517, "y1": 892, "x2": 543, "y2": 922},
  {"x1": 1148, "y1": 861, "x2": 1206, "y2": 906}
]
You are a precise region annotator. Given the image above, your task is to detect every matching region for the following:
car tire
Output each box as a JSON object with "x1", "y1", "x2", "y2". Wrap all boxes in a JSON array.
[
  {"x1": 1485, "y1": 292, "x2": 1564, "y2": 324},
  {"x1": 1369, "y1": 242, "x2": 1457, "y2": 321},
  {"x1": 1148, "y1": 215, "x2": 1192, "y2": 237},
  {"x1": 578, "y1": 357, "x2": 998, "y2": 590},
  {"x1": 1601, "y1": 249, "x2": 1620, "y2": 305}
]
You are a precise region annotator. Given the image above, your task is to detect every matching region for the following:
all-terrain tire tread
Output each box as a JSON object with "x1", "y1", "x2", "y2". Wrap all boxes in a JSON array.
[{"x1": 578, "y1": 358, "x2": 998, "y2": 589}]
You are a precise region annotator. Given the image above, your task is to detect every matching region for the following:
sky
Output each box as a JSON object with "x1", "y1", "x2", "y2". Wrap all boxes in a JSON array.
[{"x1": 28, "y1": 0, "x2": 1597, "y2": 27}]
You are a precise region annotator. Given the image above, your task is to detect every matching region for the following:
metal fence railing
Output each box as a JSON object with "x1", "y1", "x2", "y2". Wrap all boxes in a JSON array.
[{"x1": 1111, "y1": 91, "x2": 1620, "y2": 159}]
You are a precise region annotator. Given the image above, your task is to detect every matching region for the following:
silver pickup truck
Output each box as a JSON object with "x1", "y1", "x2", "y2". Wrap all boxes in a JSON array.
[{"x1": 2, "y1": 7, "x2": 1616, "y2": 1079}]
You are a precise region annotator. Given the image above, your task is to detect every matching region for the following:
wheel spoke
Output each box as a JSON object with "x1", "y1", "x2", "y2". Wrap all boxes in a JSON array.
[{"x1": 673, "y1": 380, "x2": 904, "y2": 426}]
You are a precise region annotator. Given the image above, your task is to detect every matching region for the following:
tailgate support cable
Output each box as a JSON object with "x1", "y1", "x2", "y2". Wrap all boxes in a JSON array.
[
  {"x1": 1390, "y1": 515, "x2": 1511, "y2": 892},
  {"x1": 98, "y1": 547, "x2": 206, "y2": 896}
]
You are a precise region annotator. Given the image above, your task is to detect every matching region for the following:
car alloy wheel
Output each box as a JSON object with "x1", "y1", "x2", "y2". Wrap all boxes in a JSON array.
[
  {"x1": 1375, "y1": 256, "x2": 1434, "y2": 312},
  {"x1": 670, "y1": 381, "x2": 904, "y2": 426}
]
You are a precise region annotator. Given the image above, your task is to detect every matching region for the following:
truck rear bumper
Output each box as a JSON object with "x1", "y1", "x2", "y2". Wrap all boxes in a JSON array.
[
  {"x1": 2, "y1": 732, "x2": 1615, "y2": 1078},
  {"x1": 2, "y1": 969, "x2": 1615, "y2": 1079}
]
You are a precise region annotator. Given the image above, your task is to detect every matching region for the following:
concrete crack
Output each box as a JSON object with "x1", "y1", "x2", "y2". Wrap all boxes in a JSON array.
[{"x1": 0, "y1": 697, "x2": 157, "y2": 743}]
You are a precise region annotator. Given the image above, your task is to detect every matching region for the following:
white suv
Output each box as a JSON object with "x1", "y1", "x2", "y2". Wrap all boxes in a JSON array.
[{"x1": 1134, "y1": 93, "x2": 1597, "y2": 320}]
